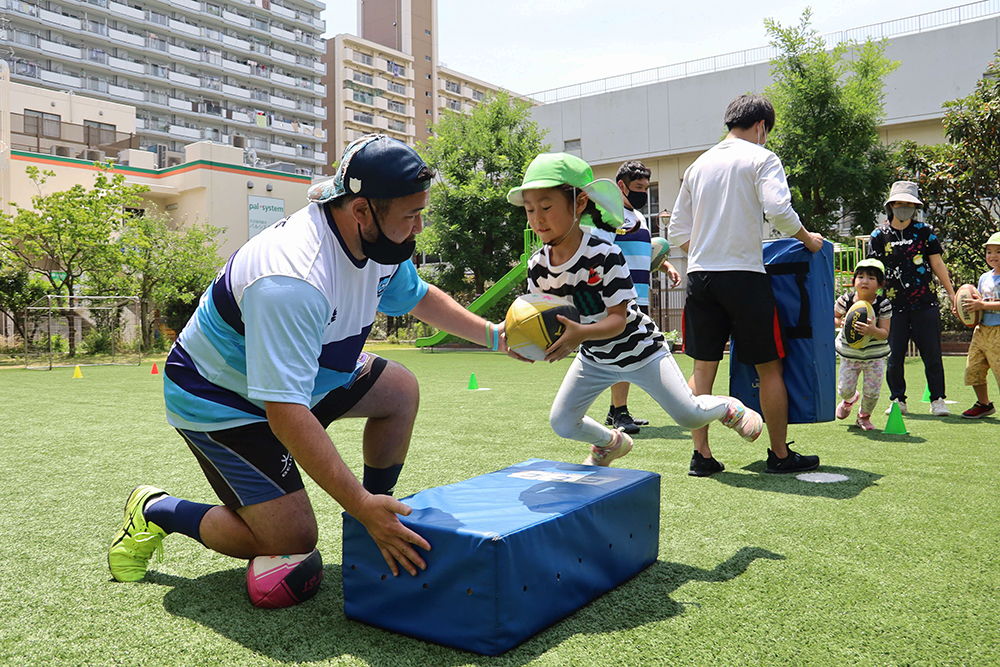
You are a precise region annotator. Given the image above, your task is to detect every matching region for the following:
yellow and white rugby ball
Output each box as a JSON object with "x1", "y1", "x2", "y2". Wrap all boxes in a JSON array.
[
  {"x1": 504, "y1": 294, "x2": 580, "y2": 361},
  {"x1": 844, "y1": 299, "x2": 875, "y2": 349}
]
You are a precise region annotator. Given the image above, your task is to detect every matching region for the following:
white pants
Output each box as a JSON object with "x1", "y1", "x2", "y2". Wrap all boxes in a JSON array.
[{"x1": 549, "y1": 350, "x2": 730, "y2": 447}]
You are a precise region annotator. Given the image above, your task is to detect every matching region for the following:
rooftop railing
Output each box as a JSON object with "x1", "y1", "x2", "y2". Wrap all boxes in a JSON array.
[{"x1": 528, "y1": 0, "x2": 1000, "y2": 104}]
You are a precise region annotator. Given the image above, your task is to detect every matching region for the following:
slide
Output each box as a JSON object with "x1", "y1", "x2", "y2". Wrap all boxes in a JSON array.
[{"x1": 414, "y1": 262, "x2": 527, "y2": 348}]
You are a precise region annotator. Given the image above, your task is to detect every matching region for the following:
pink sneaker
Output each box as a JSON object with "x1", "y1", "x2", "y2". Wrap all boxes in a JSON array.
[
  {"x1": 836, "y1": 391, "x2": 860, "y2": 420},
  {"x1": 583, "y1": 429, "x2": 633, "y2": 466},
  {"x1": 855, "y1": 413, "x2": 875, "y2": 431},
  {"x1": 720, "y1": 398, "x2": 764, "y2": 442}
]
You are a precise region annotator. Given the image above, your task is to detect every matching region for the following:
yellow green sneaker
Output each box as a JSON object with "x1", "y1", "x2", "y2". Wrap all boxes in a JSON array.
[{"x1": 108, "y1": 485, "x2": 168, "y2": 582}]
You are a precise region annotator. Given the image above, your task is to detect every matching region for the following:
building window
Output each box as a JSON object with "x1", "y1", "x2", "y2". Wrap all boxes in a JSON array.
[
  {"x1": 386, "y1": 60, "x2": 405, "y2": 77},
  {"x1": 353, "y1": 90, "x2": 374, "y2": 105},
  {"x1": 387, "y1": 81, "x2": 406, "y2": 94},
  {"x1": 564, "y1": 139, "x2": 581, "y2": 152},
  {"x1": 387, "y1": 100, "x2": 405, "y2": 114},
  {"x1": 354, "y1": 52, "x2": 373, "y2": 66},
  {"x1": 24, "y1": 110, "x2": 61, "y2": 138},
  {"x1": 353, "y1": 71, "x2": 373, "y2": 86},
  {"x1": 353, "y1": 111, "x2": 374, "y2": 124},
  {"x1": 425, "y1": 91, "x2": 431, "y2": 97},
  {"x1": 424, "y1": 29, "x2": 431, "y2": 35},
  {"x1": 388, "y1": 119, "x2": 406, "y2": 132},
  {"x1": 84, "y1": 120, "x2": 117, "y2": 145},
  {"x1": 254, "y1": 17, "x2": 269, "y2": 31},
  {"x1": 425, "y1": 55, "x2": 431, "y2": 61},
  {"x1": 445, "y1": 80, "x2": 461, "y2": 94},
  {"x1": 447, "y1": 99, "x2": 462, "y2": 112},
  {"x1": 472, "y1": 90, "x2": 484, "y2": 101},
  {"x1": 150, "y1": 63, "x2": 168, "y2": 78},
  {"x1": 425, "y1": 74, "x2": 431, "y2": 80}
]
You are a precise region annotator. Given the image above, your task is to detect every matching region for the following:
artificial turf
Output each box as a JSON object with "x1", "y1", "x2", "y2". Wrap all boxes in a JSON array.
[{"x1": 0, "y1": 350, "x2": 996, "y2": 666}]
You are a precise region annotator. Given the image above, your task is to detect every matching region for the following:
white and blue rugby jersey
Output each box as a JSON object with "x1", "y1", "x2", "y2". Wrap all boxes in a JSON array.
[
  {"x1": 164, "y1": 201, "x2": 428, "y2": 431},
  {"x1": 591, "y1": 209, "x2": 653, "y2": 307},
  {"x1": 978, "y1": 270, "x2": 1000, "y2": 327},
  {"x1": 527, "y1": 231, "x2": 665, "y2": 371}
]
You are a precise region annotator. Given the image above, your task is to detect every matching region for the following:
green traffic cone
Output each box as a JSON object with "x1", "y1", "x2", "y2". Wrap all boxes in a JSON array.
[
  {"x1": 883, "y1": 401, "x2": 909, "y2": 434},
  {"x1": 467, "y1": 372, "x2": 479, "y2": 391},
  {"x1": 921, "y1": 384, "x2": 931, "y2": 403}
]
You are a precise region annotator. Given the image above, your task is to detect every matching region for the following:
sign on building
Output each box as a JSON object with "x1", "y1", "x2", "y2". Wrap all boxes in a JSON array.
[{"x1": 248, "y1": 196, "x2": 285, "y2": 238}]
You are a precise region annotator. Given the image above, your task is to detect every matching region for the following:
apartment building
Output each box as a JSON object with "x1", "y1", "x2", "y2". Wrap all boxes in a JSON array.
[
  {"x1": 320, "y1": 0, "x2": 504, "y2": 160},
  {"x1": 1, "y1": 0, "x2": 329, "y2": 175}
]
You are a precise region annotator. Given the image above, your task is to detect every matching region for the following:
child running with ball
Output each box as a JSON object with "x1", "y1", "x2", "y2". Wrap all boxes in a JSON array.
[
  {"x1": 833, "y1": 259, "x2": 893, "y2": 430},
  {"x1": 506, "y1": 153, "x2": 763, "y2": 469}
]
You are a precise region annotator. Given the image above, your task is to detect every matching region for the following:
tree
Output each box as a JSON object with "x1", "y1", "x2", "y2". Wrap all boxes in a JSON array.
[
  {"x1": 895, "y1": 49, "x2": 1000, "y2": 286},
  {"x1": 418, "y1": 90, "x2": 549, "y2": 296},
  {"x1": 764, "y1": 8, "x2": 899, "y2": 237},
  {"x1": 101, "y1": 204, "x2": 224, "y2": 349},
  {"x1": 0, "y1": 164, "x2": 149, "y2": 355},
  {"x1": 0, "y1": 261, "x2": 47, "y2": 341}
]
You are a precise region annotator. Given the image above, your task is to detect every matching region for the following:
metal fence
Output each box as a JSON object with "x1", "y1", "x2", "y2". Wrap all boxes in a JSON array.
[{"x1": 529, "y1": 0, "x2": 1000, "y2": 104}]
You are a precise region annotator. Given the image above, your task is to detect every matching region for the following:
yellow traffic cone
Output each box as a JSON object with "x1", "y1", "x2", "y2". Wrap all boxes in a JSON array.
[{"x1": 72, "y1": 365, "x2": 82, "y2": 379}]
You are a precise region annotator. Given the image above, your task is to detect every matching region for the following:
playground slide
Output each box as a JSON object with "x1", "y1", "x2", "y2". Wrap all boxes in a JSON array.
[{"x1": 414, "y1": 262, "x2": 528, "y2": 348}]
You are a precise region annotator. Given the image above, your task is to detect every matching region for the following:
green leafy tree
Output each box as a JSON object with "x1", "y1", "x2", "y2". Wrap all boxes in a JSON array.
[
  {"x1": 99, "y1": 204, "x2": 224, "y2": 349},
  {"x1": 764, "y1": 8, "x2": 899, "y2": 236},
  {"x1": 418, "y1": 90, "x2": 549, "y2": 296},
  {"x1": 895, "y1": 49, "x2": 1000, "y2": 286},
  {"x1": 0, "y1": 163, "x2": 149, "y2": 355},
  {"x1": 0, "y1": 261, "x2": 47, "y2": 341}
]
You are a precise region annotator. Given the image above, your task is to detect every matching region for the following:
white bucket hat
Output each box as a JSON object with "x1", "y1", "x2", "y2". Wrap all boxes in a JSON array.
[{"x1": 884, "y1": 180, "x2": 923, "y2": 218}]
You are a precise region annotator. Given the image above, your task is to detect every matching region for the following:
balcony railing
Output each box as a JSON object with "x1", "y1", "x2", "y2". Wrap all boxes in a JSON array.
[{"x1": 8, "y1": 112, "x2": 139, "y2": 158}]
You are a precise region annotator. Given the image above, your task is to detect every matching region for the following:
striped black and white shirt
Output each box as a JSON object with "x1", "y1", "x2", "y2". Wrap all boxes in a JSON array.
[{"x1": 527, "y1": 231, "x2": 666, "y2": 370}]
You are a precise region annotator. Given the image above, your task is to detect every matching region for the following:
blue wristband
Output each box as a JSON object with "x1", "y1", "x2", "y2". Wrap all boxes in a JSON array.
[{"x1": 492, "y1": 324, "x2": 500, "y2": 351}]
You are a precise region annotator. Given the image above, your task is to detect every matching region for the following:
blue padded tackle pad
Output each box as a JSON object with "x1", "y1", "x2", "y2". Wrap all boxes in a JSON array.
[
  {"x1": 342, "y1": 459, "x2": 660, "y2": 655},
  {"x1": 729, "y1": 238, "x2": 836, "y2": 424}
]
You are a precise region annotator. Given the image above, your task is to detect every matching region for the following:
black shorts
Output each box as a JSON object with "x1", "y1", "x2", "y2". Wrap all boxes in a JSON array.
[
  {"x1": 682, "y1": 271, "x2": 785, "y2": 366},
  {"x1": 176, "y1": 353, "x2": 387, "y2": 510}
]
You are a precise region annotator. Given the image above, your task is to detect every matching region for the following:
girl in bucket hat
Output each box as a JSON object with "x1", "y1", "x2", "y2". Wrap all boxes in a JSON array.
[
  {"x1": 868, "y1": 180, "x2": 957, "y2": 417},
  {"x1": 506, "y1": 153, "x2": 765, "y2": 468}
]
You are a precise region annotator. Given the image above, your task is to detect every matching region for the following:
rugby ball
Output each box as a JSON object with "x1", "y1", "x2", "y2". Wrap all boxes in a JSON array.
[
  {"x1": 246, "y1": 549, "x2": 323, "y2": 609},
  {"x1": 650, "y1": 237, "x2": 670, "y2": 272},
  {"x1": 956, "y1": 283, "x2": 982, "y2": 328},
  {"x1": 504, "y1": 293, "x2": 580, "y2": 361},
  {"x1": 844, "y1": 299, "x2": 875, "y2": 349}
]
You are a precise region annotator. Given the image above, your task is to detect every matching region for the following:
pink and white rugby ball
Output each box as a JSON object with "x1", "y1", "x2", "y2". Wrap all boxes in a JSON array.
[{"x1": 246, "y1": 549, "x2": 323, "y2": 608}]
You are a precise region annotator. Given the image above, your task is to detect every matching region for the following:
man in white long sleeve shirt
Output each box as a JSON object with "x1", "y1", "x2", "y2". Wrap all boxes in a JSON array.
[{"x1": 668, "y1": 94, "x2": 825, "y2": 477}]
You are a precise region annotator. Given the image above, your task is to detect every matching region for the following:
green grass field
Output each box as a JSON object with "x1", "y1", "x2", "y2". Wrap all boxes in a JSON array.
[{"x1": 1, "y1": 350, "x2": 997, "y2": 667}]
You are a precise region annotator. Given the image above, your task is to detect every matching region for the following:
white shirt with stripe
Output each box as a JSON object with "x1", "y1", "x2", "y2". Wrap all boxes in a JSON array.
[
  {"x1": 163, "y1": 201, "x2": 428, "y2": 431},
  {"x1": 527, "y1": 231, "x2": 665, "y2": 371}
]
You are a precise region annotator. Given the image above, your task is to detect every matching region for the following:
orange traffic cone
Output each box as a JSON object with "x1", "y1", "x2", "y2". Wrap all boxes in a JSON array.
[{"x1": 151, "y1": 362, "x2": 160, "y2": 375}]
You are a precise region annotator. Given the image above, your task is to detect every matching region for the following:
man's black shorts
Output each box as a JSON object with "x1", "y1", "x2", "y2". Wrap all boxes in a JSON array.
[
  {"x1": 176, "y1": 353, "x2": 388, "y2": 510},
  {"x1": 682, "y1": 271, "x2": 785, "y2": 366}
]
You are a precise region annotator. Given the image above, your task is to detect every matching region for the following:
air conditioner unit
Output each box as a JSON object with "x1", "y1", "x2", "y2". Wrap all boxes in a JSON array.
[
  {"x1": 231, "y1": 135, "x2": 247, "y2": 148},
  {"x1": 83, "y1": 149, "x2": 105, "y2": 161},
  {"x1": 166, "y1": 156, "x2": 183, "y2": 167},
  {"x1": 51, "y1": 145, "x2": 73, "y2": 157}
]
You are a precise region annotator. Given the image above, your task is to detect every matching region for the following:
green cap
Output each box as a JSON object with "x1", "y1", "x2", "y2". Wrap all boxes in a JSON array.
[
  {"x1": 507, "y1": 153, "x2": 625, "y2": 228},
  {"x1": 984, "y1": 231, "x2": 1000, "y2": 247},
  {"x1": 855, "y1": 258, "x2": 885, "y2": 274}
]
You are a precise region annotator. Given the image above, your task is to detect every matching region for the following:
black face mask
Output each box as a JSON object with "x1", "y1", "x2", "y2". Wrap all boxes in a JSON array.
[
  {"x1": 359, "y1": 198, "x2": 415, "y2": 265},
  {"x1": 626, "y1": 189, "x2": 648, "y2": 211}
]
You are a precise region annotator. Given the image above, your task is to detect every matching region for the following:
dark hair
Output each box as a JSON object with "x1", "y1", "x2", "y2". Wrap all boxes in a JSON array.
[
  {"x1": 332, "y1": 166, "x2": 436, "y2": 219},
  {"x1": 854, "y1": 265, "x2": 884, "y2": 285},
  {"x1": 558, "y1": 185, "x2": 615, "y2": 233},
  {"x1": 724, "y1": 94, "x2": 776, "y2": 132},
  {"x1": 616, "y1": 160, "x2": 651, "y2": 187}
]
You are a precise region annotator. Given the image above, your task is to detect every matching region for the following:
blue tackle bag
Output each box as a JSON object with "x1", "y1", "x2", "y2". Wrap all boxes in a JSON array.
[{"x1": 729, "y1": 238, "x2": 836, "y2": 424}]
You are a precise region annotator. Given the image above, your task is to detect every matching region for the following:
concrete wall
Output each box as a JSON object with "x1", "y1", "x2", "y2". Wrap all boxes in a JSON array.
[
  {"x1": 531, "y1": 16, "x2": 1000, "y2": 210},
  {"x1": 10, "y1": 82, "x2": 136, "y2": 134}
]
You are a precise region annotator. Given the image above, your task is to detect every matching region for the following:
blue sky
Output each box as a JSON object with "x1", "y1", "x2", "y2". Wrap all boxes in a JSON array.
[{"x1": 322, "y1": 0, "x2": 989, "y2": 94}]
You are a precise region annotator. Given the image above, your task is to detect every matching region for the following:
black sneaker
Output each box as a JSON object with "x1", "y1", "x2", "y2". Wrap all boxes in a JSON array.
[
  {"x1": 689, "y1": 451, "x2": 725, "y2": 477},
  {"x1": 632, "y1": 416, "x2": 649, "y2": 426},
  {"x1": 764, "y1": 444, "x2": 820, "y2": 474},
  {"x1": 611, "y1": 411, "x2": 640, "y2": 434}
]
